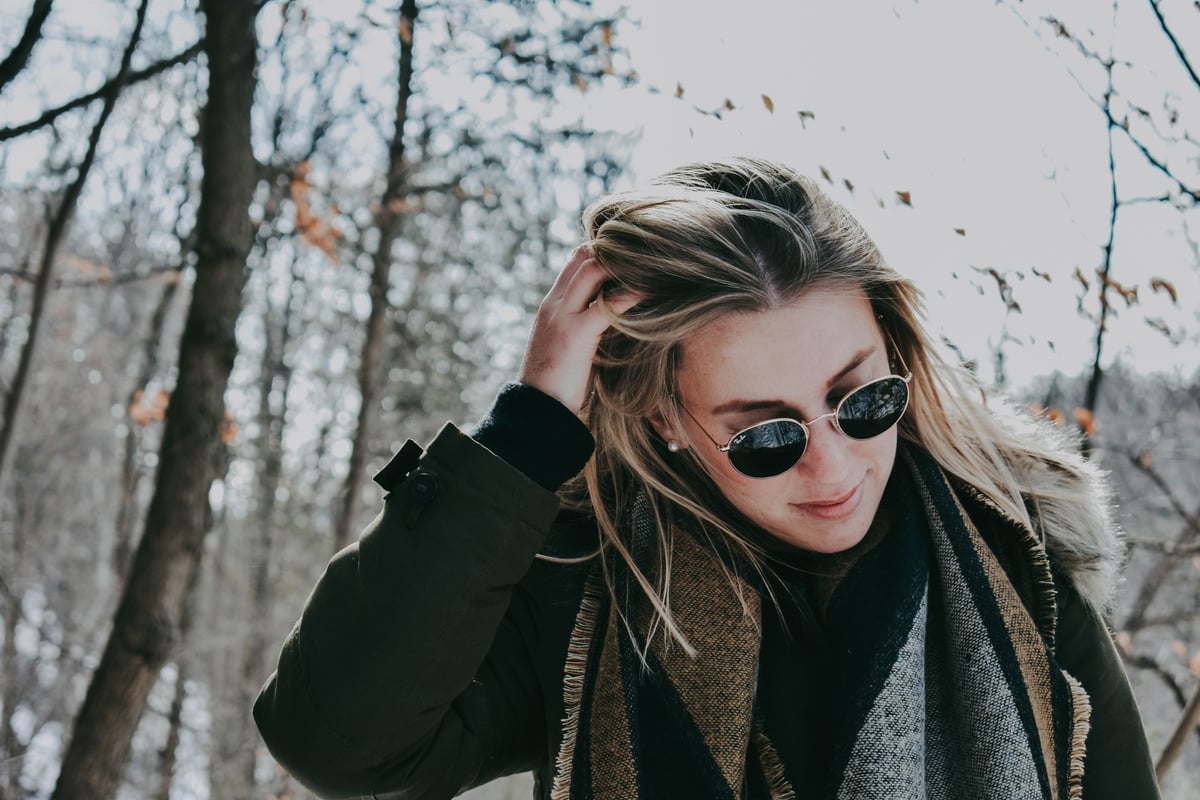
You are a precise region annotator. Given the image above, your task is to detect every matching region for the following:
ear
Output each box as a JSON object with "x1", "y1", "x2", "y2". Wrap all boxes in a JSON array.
[{"x1": 647, "y1": 410, "x2": 685, "y2": 451}]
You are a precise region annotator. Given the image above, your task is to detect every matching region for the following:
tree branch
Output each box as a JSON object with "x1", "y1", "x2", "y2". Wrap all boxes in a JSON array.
[
  {"x1": 1102, "y1": 103, "x2": 1200, "y2": 201},
  {"x1": 1127, "y1": 537, "x2": 1200, "y2": 557},
  {"x1": 1157, "y1": 677, "x2": 1200, "y2": 781},
  {"x1": 0, "y1": 263, "x2": 181, "y2": 289},
  {"x1": 1009, "y1": 7, "x2": 1200, "y2": 202},
  {"x1": 1128, "y1": 449, "x2": 1200, "y2": 533},
  {"x1": 0, "y1": 0, "x2": 150, "y2": 507},
  {"x1": 0, "y1": 0, "x2": 53, "y2": 92},
  {"x1": 0, "y1": 41, "x2": 202, "y2": 142},
  {"x1": 1147, "y1": 0, "x2": 1200, "y2": 92},
  {"x1": 1122, "y1": 651, "x2": 1188, "y2": 707}
]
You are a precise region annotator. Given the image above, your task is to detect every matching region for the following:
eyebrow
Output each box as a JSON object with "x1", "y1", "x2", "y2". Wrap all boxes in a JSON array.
[{"x1": 709, "y1": 346, "x2": 876, "y2": 416}]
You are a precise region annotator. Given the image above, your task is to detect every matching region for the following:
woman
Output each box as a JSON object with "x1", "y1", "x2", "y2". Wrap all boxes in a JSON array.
[{"x1": 254, "y1": 158, "x2": 1161, "y2": 798}]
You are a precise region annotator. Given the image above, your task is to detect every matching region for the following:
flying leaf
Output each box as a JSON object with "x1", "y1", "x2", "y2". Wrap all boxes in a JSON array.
[
  {"x1": 724, "y1": 98, "x2": 735, "y2": 111},
  {"x1": 761, "y1": 94, "x2": 774, "y2": 113},
  {"x1": 1072, "y1": 266, "x2": 1090, "y2": 291},
  {"x1": 977, "y1": 266, "x2": 1022, "y2": 313},
  {"x1": 843, "y1": 179, "x2": 854, "y2": 193},
  {"x1": 1146, "y1": 317, "x2": 1173, "y2": 339},
  {"x1": 1046, "y1": 16, "x2": 1069, "y2": 38},
  {"x1": 1150, "y1": 277, "x2": 1178, "y2": 303},
  {"x1": 797, "y1": 110, "x2": 815, "y2": 129},
  {"x1": 896, "y1": 190, "x2": 912, "y2": 206},
  {"x1": 1073, "y1": 407, "x2": 1096, "y2": 437},
  {"x1": 953, "y1": 228, "x2": 966, "y2": 236},
  {"x1": 1032, "y1": 267, "x2": 1051, "y2": 282},
  {"x1": 819, "y1": 166, "x2": 832, "y2": 183},
  {"x1": 130, "y1": 389, "x2": 170, "y2": 426},
  {"x1": 220, "y1": 409, "x2": 239, "y2": 445},
  {"x1": 676, "y1": 82, "x2": 685, "y2": 99}
]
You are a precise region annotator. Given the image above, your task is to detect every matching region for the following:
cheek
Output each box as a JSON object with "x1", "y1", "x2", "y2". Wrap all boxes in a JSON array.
[{"x1": 706, "y1": 460, "x2": 788, "y2": 510}]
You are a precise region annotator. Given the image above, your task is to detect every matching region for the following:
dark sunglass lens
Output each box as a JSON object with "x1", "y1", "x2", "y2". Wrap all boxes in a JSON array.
[
  {"x1": 728, "y1": 421, "x2": 807, "y2": 477},
  {"x1": 837, "y1": 377, "x2": 909, "y2": 439}
]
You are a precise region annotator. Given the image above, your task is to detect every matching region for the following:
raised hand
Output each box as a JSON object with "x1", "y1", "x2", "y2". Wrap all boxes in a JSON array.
[{"x1": 518, "y1": 245, "x2": 639, "y2": 417}]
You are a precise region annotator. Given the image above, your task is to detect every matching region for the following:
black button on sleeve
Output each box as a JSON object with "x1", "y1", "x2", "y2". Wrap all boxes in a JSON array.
[{"x1": 410, "y1": 471, "x2": 439, "y2": 503}]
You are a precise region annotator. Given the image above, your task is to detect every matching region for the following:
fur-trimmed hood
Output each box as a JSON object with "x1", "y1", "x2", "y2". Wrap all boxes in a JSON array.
[{"x1": 1021, "y1": 451, "x2": 1126, "y2": 615}]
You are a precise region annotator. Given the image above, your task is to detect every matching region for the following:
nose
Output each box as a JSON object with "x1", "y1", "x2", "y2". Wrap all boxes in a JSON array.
[{"x1": 796, "y1": 412, "x2": 852, "y2": 479}]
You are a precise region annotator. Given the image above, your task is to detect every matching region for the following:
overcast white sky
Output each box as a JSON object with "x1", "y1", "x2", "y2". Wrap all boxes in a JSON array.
[
  {"x1": 593, "y1": 0, "x2": 1200, "y2": 389},
  {"x1": 3, "y1": 0, "x2": 1196, "y2": 389}
]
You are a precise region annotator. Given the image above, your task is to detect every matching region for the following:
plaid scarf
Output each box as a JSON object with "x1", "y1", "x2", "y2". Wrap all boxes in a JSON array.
[{"x1": 548, "y1": 444, "x2": 1091, "y2": 799}]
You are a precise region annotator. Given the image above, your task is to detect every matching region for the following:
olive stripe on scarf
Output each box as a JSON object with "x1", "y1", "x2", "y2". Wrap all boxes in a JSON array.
[{"x1": 550, "y1": 443, "x2": 1090, "y2": 799}]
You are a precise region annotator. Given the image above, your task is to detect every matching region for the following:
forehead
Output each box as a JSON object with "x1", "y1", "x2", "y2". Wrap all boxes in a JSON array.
[{"x1": 676, "y1": 287, "x2": 881, "y2": 406}]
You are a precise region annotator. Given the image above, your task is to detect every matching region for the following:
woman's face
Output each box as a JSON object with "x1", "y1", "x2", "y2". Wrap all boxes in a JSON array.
[{"x1": 664, "y1": 287, "x2": 900, "y2": 554}]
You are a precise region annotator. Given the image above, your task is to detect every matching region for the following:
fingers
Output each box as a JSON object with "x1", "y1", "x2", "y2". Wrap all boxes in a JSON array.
[
  {"x1": 602, "y1": 288, "x2": 642, "y2": 317},
  {"x1": 559, "y1": 248, "x2": 610, "y2": 314},
  {"x1": 517, "y1": 245, "x2": 640, "y2": 415}
]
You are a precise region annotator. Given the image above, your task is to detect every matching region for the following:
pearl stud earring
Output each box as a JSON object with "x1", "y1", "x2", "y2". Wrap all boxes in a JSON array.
[{"x1": 667, "y1": 441, "x2": 680, "y2": 452}]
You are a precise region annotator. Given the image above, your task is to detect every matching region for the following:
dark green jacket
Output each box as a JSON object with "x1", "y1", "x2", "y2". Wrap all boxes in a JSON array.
[{"x1": 254, "y1": 422, "x2": 1161, "y2": 799}]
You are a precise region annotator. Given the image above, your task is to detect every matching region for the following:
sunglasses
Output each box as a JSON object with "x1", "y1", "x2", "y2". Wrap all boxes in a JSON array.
[{"x1": 676, "y1": 351, "x2": 912, "y2": 479}]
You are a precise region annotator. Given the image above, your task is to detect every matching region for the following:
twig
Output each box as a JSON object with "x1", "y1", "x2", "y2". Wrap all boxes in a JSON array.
[
  {"x1": 0, "y1": 263, "x2": 181, "y2": 289},
  {"x1": 0, "y1": 42, "x2": 202, "y2": 142},
  {"x1": 1122, "y1": 651, "x2": 1187, "y2": 708},
  {"x1": 0, "y1": 0, "x2": 53, "y2": 91},
  {"x1": 1128, "y1": 450, "x2": 1200, "y2": 534},
  {"x1": 1157, "y1": 679, "x2": 1200, "y2": 781},
  {"x1": 1146, "y1": 0, "x2": 1200, "y2": 92},
  {"x1": 1127, "y1": 537, "x2": 1200, "y2": 557}
]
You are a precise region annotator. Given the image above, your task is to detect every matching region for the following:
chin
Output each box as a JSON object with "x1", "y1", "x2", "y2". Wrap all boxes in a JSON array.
[
  {"x1": 776, "y1": 520, "x2": 870, "y2": 554},
  {"x1": 765, "y1": 497, "x2": 878, "y2": 554}
]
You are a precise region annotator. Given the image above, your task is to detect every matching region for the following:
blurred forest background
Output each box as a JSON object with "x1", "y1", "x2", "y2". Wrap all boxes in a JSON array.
[{"x1": 0, "y1": 0, "x2": 1197, "y2": 798}]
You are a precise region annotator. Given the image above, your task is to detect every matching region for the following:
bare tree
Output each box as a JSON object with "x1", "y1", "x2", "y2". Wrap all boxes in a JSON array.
[
  {"x1": 333, "y1": 0, "x2": 420, "y2": 554},
  {"x1": 50, "y1": 0, "x2": 260, "y2": 795},
  {"x1": 951, "y1": 1, "x2": 1200, "y2": 790},
  {"x1": 0, "y1": 0, "x2": 149, "y2": 504}
]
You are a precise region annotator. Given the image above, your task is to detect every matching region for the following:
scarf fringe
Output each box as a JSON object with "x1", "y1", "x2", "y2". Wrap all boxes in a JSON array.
[
  {"x1": 752, "y1": 719, "x2": 797, "y2": 800},
  {"x1": 1063, "y1": 670, "x2": 1093, "y2": 800},
  {"x1": 549, "y1": 570, "x2": 605, "y2": 800}
]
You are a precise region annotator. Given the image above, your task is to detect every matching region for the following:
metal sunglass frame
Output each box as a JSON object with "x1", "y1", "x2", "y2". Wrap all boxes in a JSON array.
[{"x1": 674, "y1": 335, "x2": 913, "y2": 478}]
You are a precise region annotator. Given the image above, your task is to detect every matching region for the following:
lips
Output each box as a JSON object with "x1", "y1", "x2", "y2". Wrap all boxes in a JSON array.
[{"x1": 793, "y1": 481, "x2": 864, "y2": 521}]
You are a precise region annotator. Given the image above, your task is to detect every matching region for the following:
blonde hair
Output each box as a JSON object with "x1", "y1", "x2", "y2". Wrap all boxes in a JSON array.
[{"x1": 561, "y1": 157, "x2": 1120, "y2": 649}]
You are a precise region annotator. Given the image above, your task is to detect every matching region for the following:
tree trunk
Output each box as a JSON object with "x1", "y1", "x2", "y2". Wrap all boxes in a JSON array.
[
  {"x1": 0, "y1": 0, "x2": 54, "y2": 91},
  {"x1": 49, "y1": 2, "x2": 258, "y2": 797},
  {"x1": 114, "y1": 273, "x2": 180, "y2": 584},
  {"x1": 1, "y1": 585, "x2": 23, "y2": 797},
  {"x1": 230, "y1": 265, "x2": 298, "y2": 796},
  {"x1": 1080, "y1": 46, "x2": 1119, "y2": 457},
  {"x1": 154, "y1": 660, "x2": 187, "y2": 800},
  {"x1": 333, "y1": 0, "x2": 418, "y2": 553},
  {"x1": 153, "y1": 546, "x2": 205, "y2": 800}
]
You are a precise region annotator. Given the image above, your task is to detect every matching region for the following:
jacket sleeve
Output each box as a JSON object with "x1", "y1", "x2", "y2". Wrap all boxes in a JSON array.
[
  {"x1": 1054, "y1": 578, "x2": 1162, "y2": 799},
  {"x1": 253, "y1": 423, "x2": 564, "y2": 799}
]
